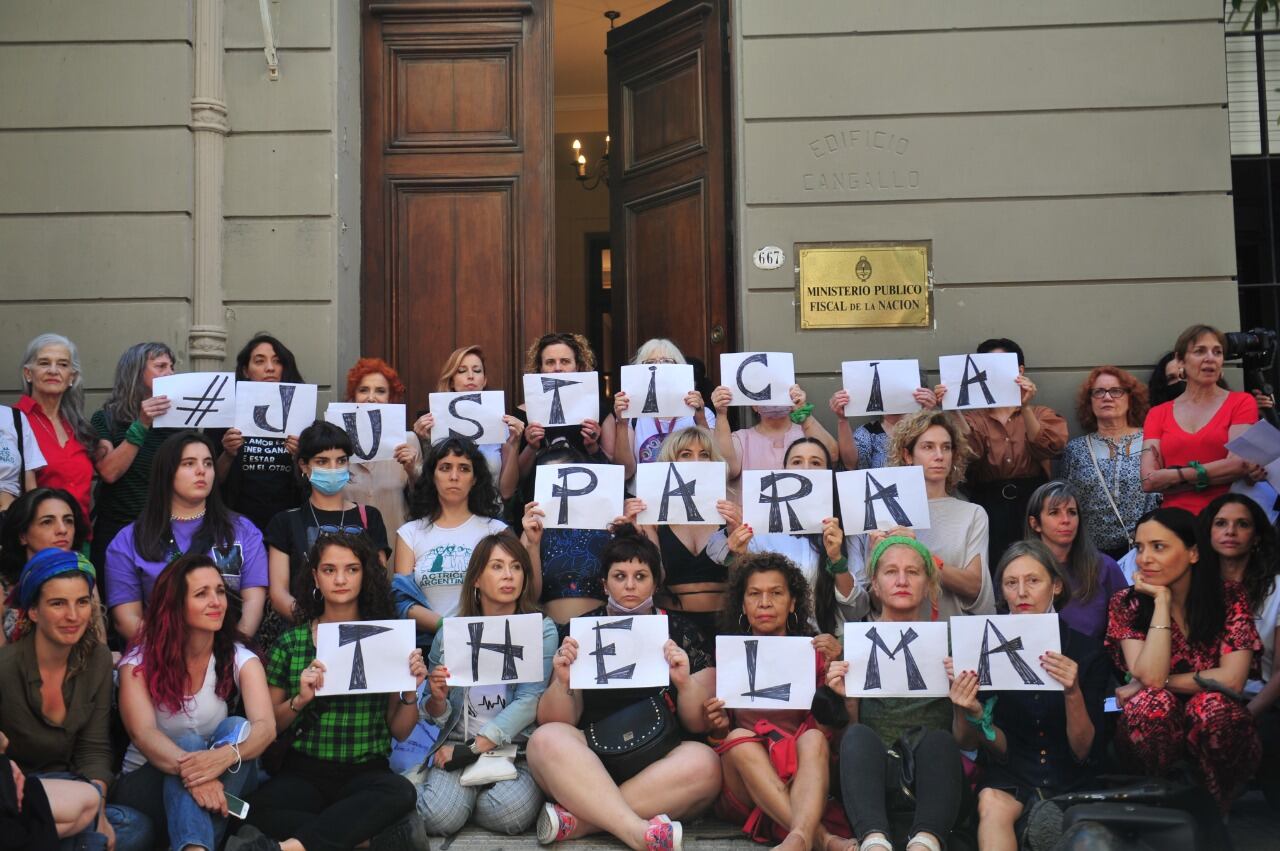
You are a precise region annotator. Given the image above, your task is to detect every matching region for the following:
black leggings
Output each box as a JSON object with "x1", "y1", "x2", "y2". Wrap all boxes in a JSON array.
[
  {"x1": 246, "y1": 753, "x2": 414, "y2": 851},
  {"x1": 838, "y1": 724, "x2": 964, "y2": 847}
]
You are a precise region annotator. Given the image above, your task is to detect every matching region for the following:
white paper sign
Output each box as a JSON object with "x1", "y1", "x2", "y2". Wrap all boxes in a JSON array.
[
  {"x1": 836, "y1": 466, "x2": 931, "y2": 534},
  {"x1": 716, "y1": 635, "x2": 816, "y2": 710},
  {"x1": 1225, "y1": 419, "x2": 1280, "y2": 467},
  {"x1": 443, "y1": 613, "x2": 546, "y2": 686},
  {"x1": 843, "y1": 621, "x2": 950, "y2": 697},
  {"x1": 841, "y1": 359, "x2": 922, "y2": 417},
  {"x1": 150, "y1": 372, "x2": 237, "y2": 429},
  {"x1": 1231, "y1": 478, "x2": 1280, "y2": 525},
  {"x1": 315, "y1": 619, "x2": 416, "y2": 696},
  {"x1": 741, "y1": 469, "x2": 832, "y2": 535},
  {"x1": 634, "y1": 462, "x2": 727, "y2": 525},
  {"x1": 569, "y1": 615, "x2": 671, "y2": 690},
  {"x1": 323, "y1": 403, "x2": 406, "y2": 462},
  {"x1": 938, "y1": 353, "x2": 1021, "y2": 410},
  {"x1": 533, "y1": 463, "x2": 625, "y2": 529},
  {"x1": 620, "y1": 364, "x2": 695, "y2": 419},
  {"x1": 720, "y1": 352, "x2": 795, "y2": 407},
  {"x1": 951, "y1": 613, "x2": 1062, "y2": 692},
  {"x1": 234, "y1": 381, "x2": 319, "y2": 439},
  {"x1": 429, "y1": 391, "x2": 508, "y2": 445},
  {"x1": 523, "y1": 371, "x2": 599, "y2": 426}
]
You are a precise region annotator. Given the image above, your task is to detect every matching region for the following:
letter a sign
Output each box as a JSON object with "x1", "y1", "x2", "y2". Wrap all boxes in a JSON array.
[
  {"x1": 938, "y1": 353, "x2": 1020, "y2": 411},
  {"x1": 835, "y1": 467, "x2": 931, "y2": 534}
]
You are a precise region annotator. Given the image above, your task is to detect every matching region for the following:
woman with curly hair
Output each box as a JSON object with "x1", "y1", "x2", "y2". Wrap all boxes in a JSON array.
[
  {"x1": 411, "y1": 346, "x2": 525, "y2": 503},
  {"x1": 111, "y1": 553, "x2": 276, "y2": 851},
  {"x1": 705, "y1": 553, "x2": 851, "y2": 850},
  {"x1": 515, "y1": 333, "x2": 616, "y2": 482},
  {"x1": 1058, "y1": 366, "x2": 1158, "y2": 559},
  {"x1": 339, "y1": 357, "x2": 421, "y2": 528},
  {"x1": 243, "y1": 532, "x2": 425, "y2": 851},
  {"x1": 848, "y1": 409, "x2": 995, "y2": 621}
]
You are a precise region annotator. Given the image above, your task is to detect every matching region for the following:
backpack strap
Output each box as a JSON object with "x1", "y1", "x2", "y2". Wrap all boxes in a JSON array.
[
  {"x1": 12, "y1": 408, "x2": 25, "y2": 494},
  {"x1": 357, "y1": 503, "x2": 368, "y2": 528}
]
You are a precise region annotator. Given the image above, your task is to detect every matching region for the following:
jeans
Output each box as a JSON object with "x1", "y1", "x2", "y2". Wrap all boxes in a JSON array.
[
  {"x1": 31, "y1": 771, "x2": 153, "y2": 851},
  {"x1": 109, "y1": 717, "x2": 259, "y2": 851}
]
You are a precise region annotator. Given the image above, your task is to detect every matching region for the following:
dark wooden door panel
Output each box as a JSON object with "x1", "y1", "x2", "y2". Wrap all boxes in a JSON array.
[
  {"x1": 362, "y1": 0, "x2": 551, "y2": 409},
  {"x1": 608, "y1": 0, "x2": 732, "y2": 380}
]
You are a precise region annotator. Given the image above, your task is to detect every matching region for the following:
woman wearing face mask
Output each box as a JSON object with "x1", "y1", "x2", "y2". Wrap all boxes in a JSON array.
[
  {"x1": 0, "y1": 488, "x2": 89, "y2": 645},
  {"x1": 213, "y1": 334, "x2": 306, "y2": 531},
  {"x1": 263, "y1": 421, "x2": 390, "y2": 647},
  {"x1": 1023, "y1": 480, "x2": 1128, "y2": 640},
  {"x1": 416, "y1": 532, "x2": 557, "y2": 836},
  {"x1": 412, "y1": 346, "x2": 524, "y2": 503},
  {"x1": 529, "y1": 524, "x2": 720, "y2": 850},
  {"x1": 1058, "y1": 366, "x2": 1158, "y2": 560},
  {"x1": 613, "y1": 339, "x2": 715, "y2": 481},
  {"x1": 1142, "y1": 325, "x2": 1265, "y2": 516},
  {"x1": 89, "y1": 342, "x2": 176, "y2": 579},
  {"x1": 1107, "y1": 507, "x2": 1261, "y2": 811},
  {"x1": 848, "y1": 410, "x2": 996, "y2": 621},
  {"x1": 827, "y1": 538, "x2": 969, "y2": 851},
  {"x1": 516, "y1": 333, "x2": 615, "y2": 481},
  {"x1": 340, "y1": 358, "x2": 421, "y2": 528},
  {"x1": 952, "y1": 540, "x2": 1108, "y2": 851},
  {"x1": 1148, "y1": 352, "x2": 1186, "y2": 408},
  {"x1": 827, "y1": 385, "x2": 938, "y2": 471},
  {"x1": 105, "y1": 431, "x2": 268, "y2": 642}
]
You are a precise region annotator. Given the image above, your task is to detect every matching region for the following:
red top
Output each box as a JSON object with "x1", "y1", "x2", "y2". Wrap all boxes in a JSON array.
[
  {"x1": 1106, "y1": 581, "x2": 1261, "y2": 676},
  {"x1": 14, "y1": 395, "x2": 94, "y2": 532},
  {"x1": 1142, "y1": 391, "x2": 1257, "y2": 515}
]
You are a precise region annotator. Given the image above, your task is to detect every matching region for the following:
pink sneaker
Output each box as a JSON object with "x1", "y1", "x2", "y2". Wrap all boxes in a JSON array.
[
  {"x1": 644, "y1": 815, "x2": 683, "y2": 851},
  {"x1": 537, "y1": 802, "x2": 577, "y2": 845}
]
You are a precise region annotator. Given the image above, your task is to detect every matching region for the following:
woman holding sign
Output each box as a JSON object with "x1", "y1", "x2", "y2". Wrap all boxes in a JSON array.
[
  {"x1": 827, "y1": 537, "x2": 969, "y2": 851},
  {"x1": 246, "y1": 532, "x2": 424, "y2": 851},
  {"x1": 516, "y1": 333, "x2": 616, "y2": 481},
  {"x1": 341, "y1": 357, "x2": 422, "y2": 527},
  {"x1": 415, "y1": 531, "x2": 557, "y2": 836},
  {"x1": 1107, "y1": 507, "x2": 1261, "y2": 811},
  {"x1": 612, "y1": 339, "x2": 715, "y2": 480},
  {"x1": 528, "y1": 525, "x2": 720, "y2": 850},
  {"x1": 952, "y1": 540, "x2": 1108, "y2": 851},
  {"x1": 706, "y1": 553, "x2": 851, "y2": 851},
  {"x1": 111, "y1": 553, "x2": 276, "y2": 851},
  {"x1": 711, "y1": 379, "x2": 837, "y2": 496}
]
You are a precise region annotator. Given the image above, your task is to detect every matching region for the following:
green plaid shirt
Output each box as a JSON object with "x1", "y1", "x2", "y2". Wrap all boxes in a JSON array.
[{"x1": 267, "y1": 625, "x2": 392, "y2": 764}]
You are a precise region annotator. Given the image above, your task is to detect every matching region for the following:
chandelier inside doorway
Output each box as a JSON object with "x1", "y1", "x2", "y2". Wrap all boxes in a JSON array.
[{"x1": 568, "y1": 9, "x2": 620, "y2": 191}]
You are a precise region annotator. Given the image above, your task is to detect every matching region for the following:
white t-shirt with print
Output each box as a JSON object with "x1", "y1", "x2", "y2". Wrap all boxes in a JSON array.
[
  {"x1": 396, "y1": 515, "x2": 508, "y2": 618},
  {"x1": 0, "y1": 406, "x2": 46, "y2": 497},
  {"x1": 120, "y1": 642, "x2": 259, "y2": 772}
]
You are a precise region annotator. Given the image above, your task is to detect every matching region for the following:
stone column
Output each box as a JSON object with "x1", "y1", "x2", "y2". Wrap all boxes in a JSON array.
[{"x1": 189, "y1": 0, "x2": 230, "y2": 369}]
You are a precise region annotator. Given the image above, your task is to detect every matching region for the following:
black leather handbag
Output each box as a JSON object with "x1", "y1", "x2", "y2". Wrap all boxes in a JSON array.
[{"x1": 584, "y1": 692, "x2": 679, "y2": 783}]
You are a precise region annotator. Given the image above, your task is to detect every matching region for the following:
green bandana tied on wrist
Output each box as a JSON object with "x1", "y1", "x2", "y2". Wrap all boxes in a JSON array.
[
  {"x1": 965, "y1": 695, "x2": 999, "y2": 741},
  {"x1": 789, "y1": 403, "x2": 814, "y2": 424}
]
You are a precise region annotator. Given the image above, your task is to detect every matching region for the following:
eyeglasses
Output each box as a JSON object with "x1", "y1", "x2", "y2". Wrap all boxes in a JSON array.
[
  {"x1": 642, "y1": 358, "x2": 677, "y2": 365},
  {"x1": 1090, "y1": 387, "x2": 1128, "y2": 400}
]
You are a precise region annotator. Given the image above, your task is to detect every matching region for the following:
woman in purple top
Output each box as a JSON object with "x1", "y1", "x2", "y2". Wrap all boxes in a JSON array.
[
  {"x1": 105, "y1": 431, "x2": 267, "y2": 642},
  {"x1": 1022, "y1": 480, "x2": 1127, "y2": 639}
]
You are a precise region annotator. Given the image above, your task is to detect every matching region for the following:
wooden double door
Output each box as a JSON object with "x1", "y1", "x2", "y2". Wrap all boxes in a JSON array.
[{"x1": 361, "y1": 0, "x2": 734, "y2": 406}]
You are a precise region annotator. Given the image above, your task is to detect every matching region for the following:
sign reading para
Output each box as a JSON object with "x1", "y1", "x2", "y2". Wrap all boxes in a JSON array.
[
  {"x1": 938, "y1": 353, "x2": 1020, "y2": 411},
  {"x1": 428, "y1": 391, "x2": 507, "y2": 445},
  {"x1": 443, "y1": 613, "x2": 545, "y2": 686},
  {"x1": 315, "y1": 619, "x2": 416, "y2": 696},
  {"x1": 835, "y1": 466, "x2": 930, "y2": 534},
  {"x1": 151, "y1": 372, "x2": 237, "y2": 429},
  {"x1": 569, "y1": 615, "x2": 671, "y2": 690},
  {"x1": 719, "y1": 352, "x2": 795, "y2": 407},
  {"x1": 234, "y1": 382, "x2": 319, "y2": 439},
  {"x1": 950, "y1": 613, "x2": 1062, "y2": 692},
  {"x1": 634, "y1": 462, "x2": 727, "y2": 526},
  {"x1": 716, "y1": 636, "x2": 816, "y2": 710},
  {"x1": 532, "y1": 463, "x2": 625, "y2": 530},
  {"x1": 324, "y1": 403, "x2": 406, "y2": 462},
  {"x1": 841, "y1": 359, "x2": 922, "y2": 417},
  {"x1": 741, "y1": 469, "x2": 832, "y2": 535},
  {"x1": 619, "y1": 364, "x2": 695, "y2": 419},
  {"x1": 523, "y1": 371, "x2": 599, "y2": 426},
  {"x1": 843, "y1": 621, "x2": 950, "y2": 697}
]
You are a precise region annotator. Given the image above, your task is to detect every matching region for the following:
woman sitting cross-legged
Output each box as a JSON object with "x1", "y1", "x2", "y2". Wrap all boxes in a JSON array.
[
  {"x1": 111, "y1": 553, "x2": 276, "y2": 851},
  {"x1": 952, "y1": 540, "x2": 1108, "y2": 851},
  {"x1": 527, "y1": 524, "x2": 721, "y2": 850},
  {"x1": 826, "y1": 537, "x2": 969, "y2": 851},
  {"x1": 414, "y1": 531, "x2": 558, "y2": 836},
  {"x1": 242, "y1": 532, "x2": 425, "y2": 851},
  {"x1": 706, "y1": 553, "x2": 851, "y2": 851}
]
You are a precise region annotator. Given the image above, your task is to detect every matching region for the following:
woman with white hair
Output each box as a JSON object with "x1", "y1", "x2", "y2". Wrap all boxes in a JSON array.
[
  {"x1": 612, "y1": 338, "x2": 714, "y2": 480},
  {"x1": 14, "y1": 334, "x2": 98, "y2": 537}
]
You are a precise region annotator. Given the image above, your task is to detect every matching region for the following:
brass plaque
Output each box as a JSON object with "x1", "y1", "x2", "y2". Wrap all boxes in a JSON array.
[{"x1": 796, "y1": 241, "x2": 931, "y2": 329}]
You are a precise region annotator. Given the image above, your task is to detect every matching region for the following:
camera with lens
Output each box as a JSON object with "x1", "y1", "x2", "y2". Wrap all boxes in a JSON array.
[{"x1": 1224, "y1": 328, "x2": 1278, "y2": 371}]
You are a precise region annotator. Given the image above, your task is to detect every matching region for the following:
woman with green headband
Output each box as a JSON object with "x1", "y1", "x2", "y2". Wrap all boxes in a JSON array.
[{"x1": 827, "y1": 536, "x2": 970, "y2": 851}]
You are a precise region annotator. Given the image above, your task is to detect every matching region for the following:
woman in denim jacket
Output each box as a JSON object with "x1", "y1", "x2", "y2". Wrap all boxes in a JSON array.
[{"x1": 415, "y1": 531, "x2": 558, "y2": 836}]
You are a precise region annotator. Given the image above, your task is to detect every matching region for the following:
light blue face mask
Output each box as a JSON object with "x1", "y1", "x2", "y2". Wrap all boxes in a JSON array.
[{"x1": 308, "y1": 466, "x2": 350, "y2": 495}]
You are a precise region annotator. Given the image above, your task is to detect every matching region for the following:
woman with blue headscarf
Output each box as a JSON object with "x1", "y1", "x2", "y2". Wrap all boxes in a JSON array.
[{"x1": 0, "y1": 549, "x2": 151, "y2": 850}]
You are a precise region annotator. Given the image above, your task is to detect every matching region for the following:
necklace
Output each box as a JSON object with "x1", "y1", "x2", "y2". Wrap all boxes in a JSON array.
[
  {"x1": 170, "y1": 509, "x2": 206, "y2": 522},
  {"x1": 309, "y1": 501, "x2": 346, "y2": 530}
]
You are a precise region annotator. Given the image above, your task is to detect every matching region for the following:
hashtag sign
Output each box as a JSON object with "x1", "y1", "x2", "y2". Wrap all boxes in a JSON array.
[{"x1": 176, "y1": 374, "x2": 230, "y2": 427}]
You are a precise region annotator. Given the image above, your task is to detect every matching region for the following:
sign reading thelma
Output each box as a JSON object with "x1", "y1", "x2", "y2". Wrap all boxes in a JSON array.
[{"x1": 796, "y1": 241, "x2": 931, "y2": 329}]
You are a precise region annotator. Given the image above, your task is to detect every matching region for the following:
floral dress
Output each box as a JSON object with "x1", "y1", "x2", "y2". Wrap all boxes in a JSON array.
[{"x1": 1059, "y1": 432, "x2": 1156, "y2": 554}]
